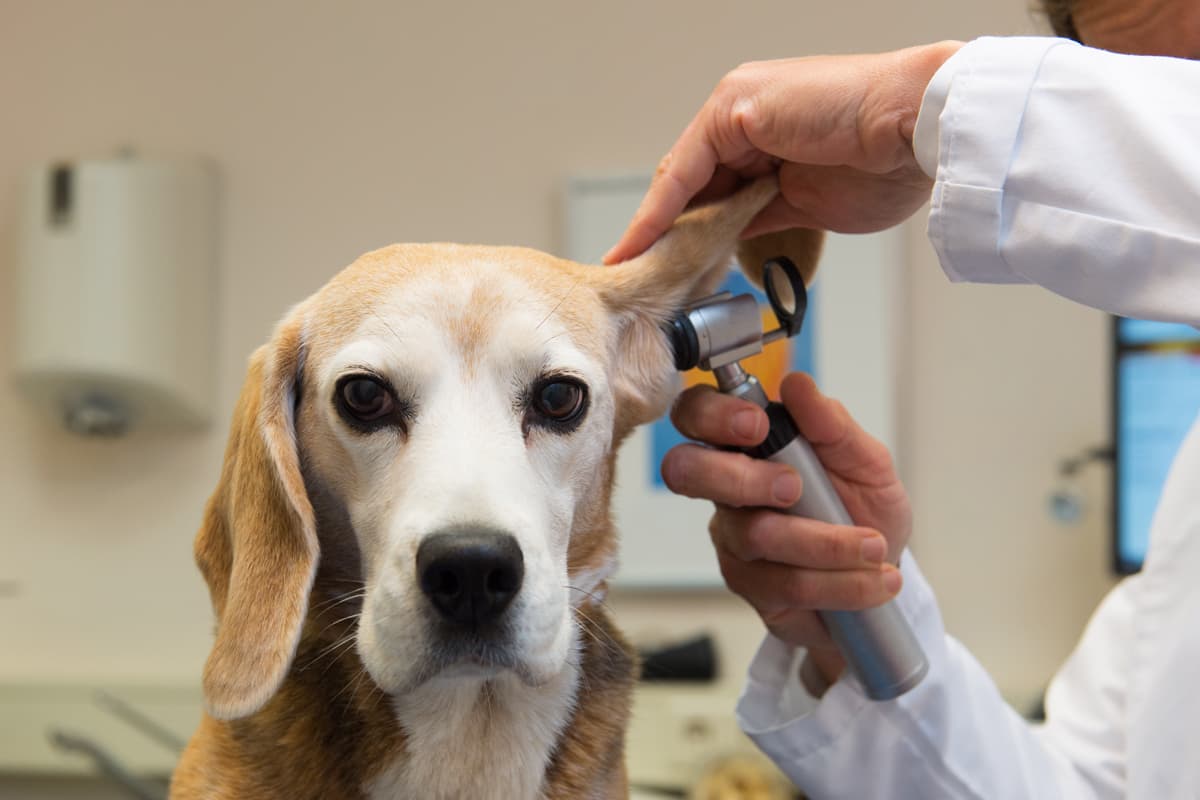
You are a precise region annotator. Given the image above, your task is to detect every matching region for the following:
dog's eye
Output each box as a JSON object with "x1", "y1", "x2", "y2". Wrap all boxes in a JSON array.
[
  {"x1": 530, "y1": 378, "x2": 587, "y2": 427},
  {"x1": 336, "y1": 375, "x2": 397, "y2": 427}
]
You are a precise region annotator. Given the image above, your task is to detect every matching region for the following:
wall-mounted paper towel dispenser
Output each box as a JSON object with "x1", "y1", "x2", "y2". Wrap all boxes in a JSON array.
[{"x1": 11, "y1": 155, "x2": 217, "y2": 436}]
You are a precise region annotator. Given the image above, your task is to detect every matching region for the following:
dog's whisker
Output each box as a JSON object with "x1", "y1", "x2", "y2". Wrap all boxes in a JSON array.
[
  {"x1": 540, "y1": 320, "x2": 591, "y2": 346},
  {"x1": 362, "y1": 679, "x2": 387, "y2": 714},
  {"x1": 310, "y1": 589, "x2": 367, "y2": 615},
  {"x1": 348, "y1": 668, "x2": 370, "y2": 703},
  {"x1": 331, "y1": 646, "x2": 376, "y2": 708},
  {"x1": 312, "y1": 588, "x2": 366, "y2": 603},
  {"x1": 320, "y1": 587, "x2": 366, "y2": 600},
  {"x1": 299, "y1": 628, "x2": 361, "y2": 675},
  {"x1": 572, "y1": 615, "x2": 604, "y2": 650},
  {"x1": 312, "y1": 594, "x2": 362, "y2": 614},
  {"x1": 330, "y1": 673, "x2": 357, "y2": 707},
  {"x1": 535, "y1": 276, "x2": 583, "y2": 331},
  {"x1": 564, "y1": 584, "x2": 613, "y2": 615},
  {"x1": 297, "y1": 638, "x2": 348, "y2": 674},
  {"x1": 367, "y1": 306, "x2": 406, "y2": 346},
  {"x1": 538, "y1": 331, "x2": 570, "y2": 346},
  {"x1": 575, "y1": 615, "x2": 612, "y2": 646},
  {"x1": 316, "y1": 590, "x2": 367, "y2": 609},
  {"x1": 573, "y1": 606, "x2": 624, "y2": 656},
  {"x1": 312, "y1": 635, "x2": 362, "y2": 680},
  {"x1": 311, "y1": 610, "x2": 365, "y2": 641}
]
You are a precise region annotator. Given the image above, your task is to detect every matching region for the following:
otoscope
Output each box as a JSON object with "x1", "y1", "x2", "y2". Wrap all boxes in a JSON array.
[{"x1": 665, "y1": 258, "x2": 928, "y2": 700}]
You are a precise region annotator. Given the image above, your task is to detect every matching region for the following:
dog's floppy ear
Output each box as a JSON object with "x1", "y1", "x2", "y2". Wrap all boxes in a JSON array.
[
  {"x1": 596, "y1": 178, "x2": 824, "y2": 431},
  {"x1": 193, "y1": 314, "x2": 317, "y2": 720}
]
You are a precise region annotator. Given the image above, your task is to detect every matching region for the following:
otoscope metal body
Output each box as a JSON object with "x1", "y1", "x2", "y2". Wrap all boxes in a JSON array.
[{"x1": 667, "y1": 259, "x2": 928, "y2": 700}]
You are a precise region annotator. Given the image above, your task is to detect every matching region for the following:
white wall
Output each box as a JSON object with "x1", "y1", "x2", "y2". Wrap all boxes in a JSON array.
[
  {"x1": 903, "y1": 232, "x2": 1116, "y2": 703},
  {"x1": 0, "y1": 0, "x2": 1109, "y2": 720}
]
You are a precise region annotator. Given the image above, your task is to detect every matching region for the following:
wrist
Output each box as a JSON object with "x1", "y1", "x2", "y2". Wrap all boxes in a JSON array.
[{"x1": 890, "y1": 40, "x2": 966, "y2": 148}]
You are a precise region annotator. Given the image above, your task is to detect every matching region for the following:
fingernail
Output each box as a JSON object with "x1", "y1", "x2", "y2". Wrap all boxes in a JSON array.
[
  {"x1": 882, "y1": 567, "x2": 902, "y2": 594},
  {"x1": 772, "y1": 473, "x2": 802, "y2": 504},
  {"x1": 860, "y1": 536, "x2": 886, "y2": 564},
  {"x1": 732, "y1": 409, "x2": 761, "y2": 441},
  {"x1": 660, "y1": 454, "x2": 682, "y2": 490},
  {"x1": 602, "y1": 247, "x2": 617, "y2": 264}
]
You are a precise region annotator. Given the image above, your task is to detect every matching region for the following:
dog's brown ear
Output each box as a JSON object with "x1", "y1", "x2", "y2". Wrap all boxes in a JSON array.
[
  {"x1": 735, "y1": 227, "x2": 824, "y2": 293},
  {"x1": 194, "y1": 315, "x2": 317, "y2": 720},
  {"x1": 596, "y1": 178, "x2": 824, "y2": 432}
]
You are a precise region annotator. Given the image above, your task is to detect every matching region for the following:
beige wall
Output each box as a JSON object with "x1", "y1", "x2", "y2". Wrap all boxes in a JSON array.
[{"x1": 0, "y1": 0, "x2": 1111, "y2": 715}]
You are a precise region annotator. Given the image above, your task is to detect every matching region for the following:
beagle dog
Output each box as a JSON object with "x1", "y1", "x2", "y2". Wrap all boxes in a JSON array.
[{"x1": 171, "y1": 178, "x2": 821, "y2": 799}]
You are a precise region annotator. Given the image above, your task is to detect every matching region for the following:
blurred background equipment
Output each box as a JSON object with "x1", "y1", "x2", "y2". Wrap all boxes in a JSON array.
[
  {"x1": 638, "y1": 634, "x2": 719, "y2": 683},
  {"x1": 1111, "y1": 318, "x2": 1200, "y2": 573},
  {"x1": 689, "y1": 754, "x2": 796, "y2": 800},
  {"x1": 1046, "y1": 444, "x2": 1113, "y2": 525},
  {"x1": 12, "y1": 154, "x2": 217, "y2": 437}
]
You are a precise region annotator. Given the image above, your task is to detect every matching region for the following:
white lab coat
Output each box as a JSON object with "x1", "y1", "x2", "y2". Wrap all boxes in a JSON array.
[{"x1": 736, "y1": 37, "x2": 1200, "y2": 799}]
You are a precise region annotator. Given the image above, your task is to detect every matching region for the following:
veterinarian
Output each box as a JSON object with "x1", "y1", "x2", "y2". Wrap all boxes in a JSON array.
[{"x1": 607, "y1": 0, "x2": 1200, "y2": 797}]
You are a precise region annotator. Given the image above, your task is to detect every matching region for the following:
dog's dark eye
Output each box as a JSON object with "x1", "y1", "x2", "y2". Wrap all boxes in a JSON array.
[
  {"x1": 336, "y1": 375, "x2": 398, "y2": 429},
  {"x1": 529, "y1": 378, "x2": 587, "y2": 429},
  {"x1": 344, "y1": 378, "x2": 391, "y2": 418}
]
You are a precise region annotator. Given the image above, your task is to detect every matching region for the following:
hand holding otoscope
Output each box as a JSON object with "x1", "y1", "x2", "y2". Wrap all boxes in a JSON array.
[{"x1": 665, "y1": 258, "x2": 927, "y2": 700}]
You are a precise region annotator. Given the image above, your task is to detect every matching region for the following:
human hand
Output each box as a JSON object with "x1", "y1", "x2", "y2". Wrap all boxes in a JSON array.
[
  {"x1": 660, "y1": 373, "x2": 913, "y2": 687},
  {"x1": 604, "y1": 41, "x2": 962, "y2": 265}
]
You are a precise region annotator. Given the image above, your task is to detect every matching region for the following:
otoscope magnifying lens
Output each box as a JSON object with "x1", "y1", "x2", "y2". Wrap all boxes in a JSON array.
[
  {"x1": 763, "y1": 257, "x2": 807, "y2": 337},
  {"x1": 766, "y1": 263, "x2": 797, "y2": 315}
]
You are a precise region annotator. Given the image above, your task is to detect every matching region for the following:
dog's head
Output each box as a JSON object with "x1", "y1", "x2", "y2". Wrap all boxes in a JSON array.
[{"x1": 194, "y1": 178, "x2": 822, "y2": 720}]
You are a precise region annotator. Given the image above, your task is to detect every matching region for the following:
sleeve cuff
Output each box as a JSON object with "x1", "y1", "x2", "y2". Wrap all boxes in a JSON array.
[
  {"x1": 917, "y1": 36, "x2": 1077, "y2": 285},
  {"x1": 735, "y1": 552, "x2": 940, "y2": 761},
  {"x1": 912, "y1": 45, "x2": 961, "y2": 179}
]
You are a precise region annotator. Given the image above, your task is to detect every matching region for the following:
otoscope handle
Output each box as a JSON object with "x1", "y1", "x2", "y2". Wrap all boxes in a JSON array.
[{"x1": 748, "y1": 402, "x2": 929, "y2": 700}]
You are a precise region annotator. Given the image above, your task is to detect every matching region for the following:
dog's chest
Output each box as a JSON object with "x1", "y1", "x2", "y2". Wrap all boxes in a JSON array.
[{"x1": 366, "y1": 668, "x2": 579, "y2": 800}]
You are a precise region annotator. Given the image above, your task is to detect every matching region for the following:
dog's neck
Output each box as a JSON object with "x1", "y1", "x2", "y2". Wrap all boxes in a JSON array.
[
  {"x1": 174, "y1": 600, "x2": 635, "y2": 799},
  {"x1": 368, "y1": 661, "x2": 580, "y2": 799}
]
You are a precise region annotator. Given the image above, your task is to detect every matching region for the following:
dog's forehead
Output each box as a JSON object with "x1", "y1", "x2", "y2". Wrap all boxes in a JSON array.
[{"x1": 303, "y1": 243, "x2": 609, "y2": 369}]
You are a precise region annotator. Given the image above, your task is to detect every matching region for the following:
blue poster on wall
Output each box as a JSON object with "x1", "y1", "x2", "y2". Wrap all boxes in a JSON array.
[{"x1": 649, "y1": 270, "x2": 817, "y2": 487}]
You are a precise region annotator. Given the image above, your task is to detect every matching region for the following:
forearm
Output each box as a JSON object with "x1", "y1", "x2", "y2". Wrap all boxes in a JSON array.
[{"x1": 915, "y1": 37, "x2": 1200, "y2": 325}]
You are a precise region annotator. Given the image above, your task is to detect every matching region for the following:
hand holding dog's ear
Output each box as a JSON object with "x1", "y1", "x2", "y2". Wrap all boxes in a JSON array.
[
  {"x1": 604, "y1": 42, "x2": 963, "y2": 264},
  {"x1": 595, "y1": 178, "x2": 822, "y2": 431}
]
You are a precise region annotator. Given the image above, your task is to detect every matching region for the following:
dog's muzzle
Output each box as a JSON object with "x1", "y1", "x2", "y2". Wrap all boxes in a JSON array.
[{"x1": 417, "y1": 527, "x2": 524, "y2": 629}]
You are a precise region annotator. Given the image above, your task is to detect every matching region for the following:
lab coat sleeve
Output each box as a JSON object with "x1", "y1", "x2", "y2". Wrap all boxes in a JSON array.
[
  {"x1": 737, "y1": 553, "x2": 1136, "y2": 799},
  {"x1": 911, "y1": 36, "x2": 1200, "y2": 325}
]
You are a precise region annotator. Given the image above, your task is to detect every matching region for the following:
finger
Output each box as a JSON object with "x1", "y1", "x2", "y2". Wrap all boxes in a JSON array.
[
  {"x1": 715, "y1": 546, "x2": 902, "y2": 614},
  {"x1": 740, "y1": 196, "x2": 822, "y2": 241},
  {"x1": 760, "y1": 604, "x2": 838, "y2": 651},
  {"x1": 605, "y1": 74, "x2": 788, "y2": 265},
  {"x1": 690, "y1": 165, "x2": 743, "y2": 207},
  {"x1": 661, "y1": 443, "x2": 802, "y2": 508},
  {"x1": 742, "y1": 161, "x2": 934, "y2": 240},
  {"x1": 778, "y1": 373, "x2": 897, "y2": 486},
  {"x1": 670, "y1": 384, "x2": 767, "y2": 447},
  {"x1": 710, "y1": 507, "x2": 888, "y2": 568},
  {"x1": 603, "y1": 118, "x2": 722, "y2": 264}
]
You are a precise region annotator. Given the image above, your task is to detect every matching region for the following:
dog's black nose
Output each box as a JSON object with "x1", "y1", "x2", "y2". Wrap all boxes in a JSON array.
[{"x1": 417, "y1": 530, "x2": 524, "y2": 627}]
